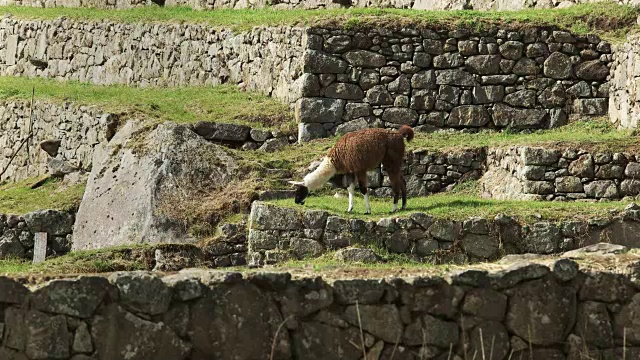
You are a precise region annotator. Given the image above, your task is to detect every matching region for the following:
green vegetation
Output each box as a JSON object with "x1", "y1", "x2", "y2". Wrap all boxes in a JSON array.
[
  {"x1": 0, "y1": 77, "x2": 292, "y2": 129},
  {"x1": 0, "y1": 177, "x2": 85, "y2": 215},
  {"x1": 270, "y1": 181, "x2": 632, "y2": 221},
  {"x1": 280, "y1": 251, "x2": 446, "y2": 272},
  {"x1": 0, "y1": 246, "x2": 149, "y2": 275},
  {"x1": 410, "y1": 118, "x2": 636, "y2": 151},
  {"x1": 0, "y1": 3, "x2": 637, "y2": 35}
]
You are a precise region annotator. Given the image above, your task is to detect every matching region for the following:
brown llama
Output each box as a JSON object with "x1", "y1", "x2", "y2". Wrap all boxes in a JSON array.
[{"x1": 289, "y1": 125, "x2": 414, "y2": 214}]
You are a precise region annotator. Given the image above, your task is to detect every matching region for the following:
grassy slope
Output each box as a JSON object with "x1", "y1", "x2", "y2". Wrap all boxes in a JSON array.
[
  {"x1": 270, "y1": 181, "x2": 632, "y2": 221},
  {"x1": 0, "y1": 3, "x2": 636, "y2": 36},
  {"x1": 0, "y1": 77, "x2": 292, "y2": 129},
  {"x1": 0, "y1": 177, "x2": 85, "y2": 215}
]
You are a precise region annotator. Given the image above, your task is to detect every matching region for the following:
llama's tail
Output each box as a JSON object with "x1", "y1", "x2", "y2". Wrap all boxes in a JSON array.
[{"x1": 398, "y1": 125, "x2": 414, "y2": 142}]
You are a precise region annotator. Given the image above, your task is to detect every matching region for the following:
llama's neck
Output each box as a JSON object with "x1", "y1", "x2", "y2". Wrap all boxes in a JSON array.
[{"x1": 304, "y1": 157, "x2": 337, "y2": 191}]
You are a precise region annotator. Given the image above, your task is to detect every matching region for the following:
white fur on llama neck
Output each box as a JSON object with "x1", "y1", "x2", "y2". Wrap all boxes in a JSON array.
[{"x1": 303, "y1": 157, "x2": 337, "y2": 191}]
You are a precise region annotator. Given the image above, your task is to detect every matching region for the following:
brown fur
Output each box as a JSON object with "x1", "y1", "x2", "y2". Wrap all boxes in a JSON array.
[
  {"x1": 328, "y1": 126, "x2": 412, "y2": 174},
  {"x1": 328, "y1": 125, "x2": 414, "y2": 210}
]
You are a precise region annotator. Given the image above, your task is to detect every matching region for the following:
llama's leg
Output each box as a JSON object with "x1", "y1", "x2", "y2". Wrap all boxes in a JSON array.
[
  {"x1": 347, "y1": 181, "x2": 355, "y2": 213},
  {"x1": 357, "y1": 172, "x2": 370, "y2": 214},
  {"x1": 401, "y1": 176, "x2": 407, "y2": 210},
  {"x1": 389, "y1": 172, "x2": 402, "y2": 213}
]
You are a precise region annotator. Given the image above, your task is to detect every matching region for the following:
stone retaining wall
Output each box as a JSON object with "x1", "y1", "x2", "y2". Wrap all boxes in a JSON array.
[
  {"x1": 481, "y1": 145, "x2": 640, "y2": 201},
  {"x1": 0, "y1": 209, "x2": 74, "y2": 260},
  {"x1": 248, "y1": 201, "x2": 640, "y2": 265},
  {"x1": 1, "y1": 0, "x2": 638, "y2": 10},
  {"x1": 191, "y1": 120, "x2": 296, "y2": 151},
  {"x1": 0, "y1": 99, "x2": 115, "y2": 182},
  {"x1": 0, "y1": 18, "x2": 306, "y2": 104},
  {"x1": 2, "y1": 261, "x2": 640, "y2": 359},
  {"x1": 609, "y1": 34, "x2": 640, "y2": 129},
  {"x1": 297, "y1": 27, "x2": 612, "y2": 141}
]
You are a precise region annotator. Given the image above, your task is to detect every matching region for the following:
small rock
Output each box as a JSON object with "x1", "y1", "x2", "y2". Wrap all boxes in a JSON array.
[
  {"x1": 562, "y1": 243, "x2": 628, "y2": 258},
  {"x1": 108, "y1": 271, "x2": 172, "y2": 316},
  {"x1": 259, "y1": 137, "x2": 288, "y2": 152},
  {"x1": 334, "y1": 247, "x2": 378, "y2": 263},
  {"x1": 552, "y1": 258, "x2": 579, "y2": 281},
  {"x1": 39, "y1": 139, "x2": 61, "y2": 157}
]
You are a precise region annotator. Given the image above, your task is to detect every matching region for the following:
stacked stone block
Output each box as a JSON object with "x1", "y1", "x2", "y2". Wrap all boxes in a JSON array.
[
  {"x1": 191, "y1": 121, "x2": 296, "y2": 151},
  {"x1": 610, "y1": 34, "x2": 640, "y2": 129},
  {"x1": 2, "y1": 261, "x2": 638, "y2": 359},
  {"x1": 0, "y1": 18, "x2": 306, "y2": 104},
  {"x1": 0, "y1": 100, "x2": 115, "y2": 182},
  {"x1": 482, "y1": 146, "x2": 640, "y2": 201},
  {"x1": 248, "y1": 201, "x2": 640, "y2": 265},
  {"x1": 0, "y1": 209, "x2": 74, "y2": 260},
  {"x1": 297, "y1": 27, "x2": 612, "y2": 141},
  {"x1": 346, "y1": 148, "x2": 485, "y2": 197}
]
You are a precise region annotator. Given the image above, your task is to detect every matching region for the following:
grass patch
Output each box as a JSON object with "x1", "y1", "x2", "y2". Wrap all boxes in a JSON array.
[
  {"x1": 410, "y1": 118, "x2": 636, "y2": 152},
  {"x1": 270, "y1": 181, "x2": 632, "y2": 221},
  {"x1": 0, "y1": 77, "x2": 292, "y2": 129},
  {"x1": 0, "y1": 177, "x2": 85, "y2": 215},
  {"x1": 0, "y1": 246, "x2": 151, "y2": 275},
  {"x1": 0, "y1": 3, "x2": 637, "y2": 36},
  {"x1": 280, "y1": 251, "x2": 447, "y2": 272}
]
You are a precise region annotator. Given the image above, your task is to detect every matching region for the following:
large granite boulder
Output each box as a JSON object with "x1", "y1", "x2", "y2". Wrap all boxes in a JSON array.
[{"x1": 73, "y1": 121, "x2": 237, "y2": 250}]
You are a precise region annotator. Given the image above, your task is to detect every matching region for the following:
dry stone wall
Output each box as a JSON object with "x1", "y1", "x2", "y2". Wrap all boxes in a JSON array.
[
  {"x1": 2, "y1": 262, "x2": 638, "y2": 360},
  {"x1": 297, "y1": 27, "x2": 612, "y2": 141},
  {"x1": 609, "y1": 34, "x2": 640, "y2": 129},
  {"x1": 191, "y1": 120, "x2": 297, "y2": 151},
  {"x1": 248, "y1": 201, "x2": 640, "y2": 265},
  {"x1": 481, "y1": 146, "x2": 640, "y2": 201},
  {"x1": 1, "y1": 0, "x2": 639, "y2": 10},
  {"x1": 0, "y1": 99, "x2": 115, "y2": 182},
  {"x1": 0, "y1": 209, "x2": 74, "y2": 260},
  {"x1": 0, "y1": 18, "x2": 306, "y2": 104}
]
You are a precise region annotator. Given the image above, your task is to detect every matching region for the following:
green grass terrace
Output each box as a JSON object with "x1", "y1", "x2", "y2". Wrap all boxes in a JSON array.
[
  {"x1": 0, "y1": 3, "x2": 638, "y2": 38},
  {"x1": 269, "y1": 180, "x2": 635, "y2": 222},
  {"x1": 0, "y1": 77, "x2": 293, "y2": 130}
]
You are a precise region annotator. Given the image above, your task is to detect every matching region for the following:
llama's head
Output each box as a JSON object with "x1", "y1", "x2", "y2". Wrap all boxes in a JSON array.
[{"x1": 289, "y1": 181, "x2": 309, "y2": 205}]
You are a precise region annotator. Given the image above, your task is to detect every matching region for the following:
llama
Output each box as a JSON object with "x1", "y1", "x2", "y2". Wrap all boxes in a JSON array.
[{"x1": 289, "y1": 125, "x2": 414, "y2": 214}]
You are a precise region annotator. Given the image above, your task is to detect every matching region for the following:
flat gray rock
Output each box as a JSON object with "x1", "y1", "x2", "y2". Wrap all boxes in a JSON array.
[{"x1": 561, "y1": 242, "x2": 628, "y2": 258}]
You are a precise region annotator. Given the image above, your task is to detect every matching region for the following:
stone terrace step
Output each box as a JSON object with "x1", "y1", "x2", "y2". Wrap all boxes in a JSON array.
[
  {"x1": 0, "y1": 16, "x2": 617, "y2": 141},
  {"x1": 248, "y1": 201, "x2": 640, "y2": 266},
  {"x1": 481, "y1": 144, "x2": 640, "y2": 201},
  {"x1": 1, "y1": 254, "x2": 639, "y2": 359}
]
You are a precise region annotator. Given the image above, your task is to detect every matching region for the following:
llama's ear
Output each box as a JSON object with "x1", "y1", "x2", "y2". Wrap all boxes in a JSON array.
[{"x1": 288, "y1": 180, "x2": 305, "y2": 186}]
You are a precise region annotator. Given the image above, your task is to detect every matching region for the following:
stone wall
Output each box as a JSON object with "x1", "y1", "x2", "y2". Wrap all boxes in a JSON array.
[
  {"x1": 191, "y1": 120, "x2": 296, "y2": 151},
  {"x1": 248, "y1": 201, "x2": 640, "y2": 265},
  {"x1": 2, "y1": 261, "x2": 640, "y2": 359},
  {"x1": 609, "y1": 34, "x2": 640, "y2": 129},
  {"x1": 297, "y1": 27, "x2": 612, "y2": 141},
  {"x1": 481, "y1": 146, "x2": 640, "y2": 201},
  {"x1": 0, "y1": 99, "x2": 115, "y2": 182},
  {"x1": 1, "y1": 0, "x2": 639, "y2": 10},
  {"x1": 0, "y1": 209, "x2": 74, "y2": 260},
  {"x1": 0, "y1": 18, "x2": 306, "y2": 104}
]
